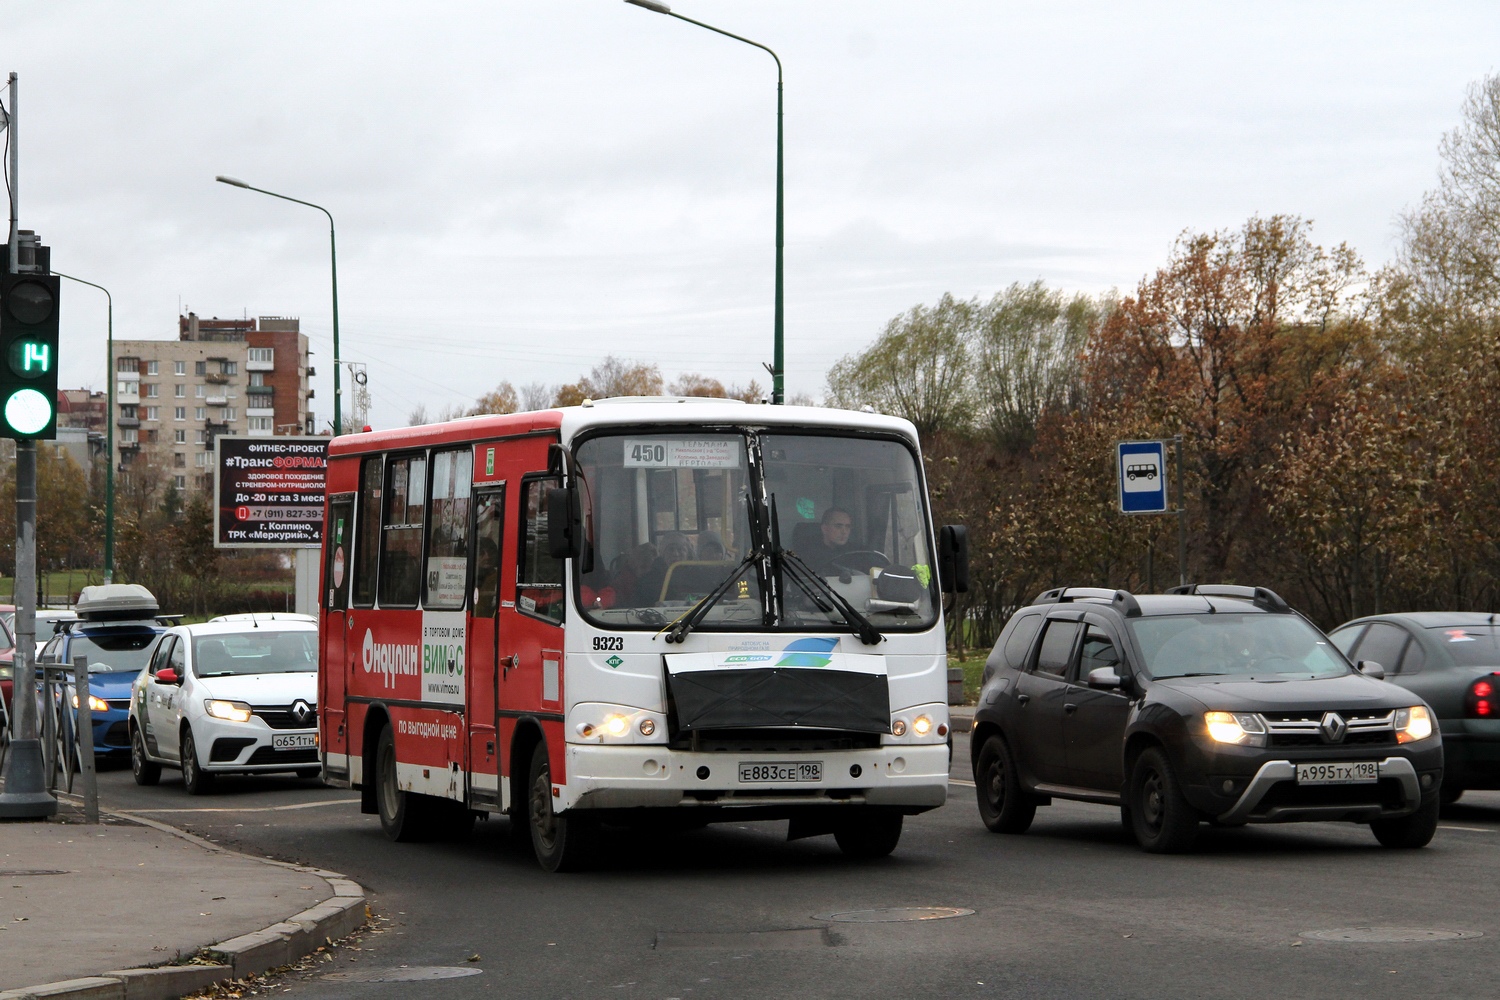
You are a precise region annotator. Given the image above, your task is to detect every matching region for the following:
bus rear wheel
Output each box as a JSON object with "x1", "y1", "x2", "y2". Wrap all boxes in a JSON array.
[
  {"x1": 833, "y1": 809, "x2": 903, "y2": 860},
  {"x1": 375, "y1": 724, "x2": 431, "y2": 842},
  {"x1": 527, "y1": 742, "x2": 597, "y2": 872}
]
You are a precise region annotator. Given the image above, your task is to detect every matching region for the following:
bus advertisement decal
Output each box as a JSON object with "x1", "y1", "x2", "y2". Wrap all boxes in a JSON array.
[{"x1": 421, "y1": 611, "x2": 466, "y2": 705}]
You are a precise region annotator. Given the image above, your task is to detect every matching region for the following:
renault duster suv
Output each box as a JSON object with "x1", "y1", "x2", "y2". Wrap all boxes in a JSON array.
[{"x1": 970, "y1": 585, "x2": 1443, "y2": 852}]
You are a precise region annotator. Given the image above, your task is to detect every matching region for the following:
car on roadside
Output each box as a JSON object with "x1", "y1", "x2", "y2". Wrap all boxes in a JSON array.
[
  {"x1": 1329, "y1": 612, "x2": 1500, "y2": 806},
  {"x1": 129, "y1": 619, "x2": 320, "y2": 794},
  {"x1": 0, "y1": 610, "x2": 13, "y2": 729},
  {"x1": 971, "y1": 584, "x2": 1444, "y2": 853},
  {"x1": 39, "y1": 586, "x2": 168, "y2": 760}
]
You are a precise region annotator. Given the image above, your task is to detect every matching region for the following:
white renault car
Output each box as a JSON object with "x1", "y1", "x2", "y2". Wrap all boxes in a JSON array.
[{"x1": 128, "y1": 620, "x2": 319, "y2": 794}]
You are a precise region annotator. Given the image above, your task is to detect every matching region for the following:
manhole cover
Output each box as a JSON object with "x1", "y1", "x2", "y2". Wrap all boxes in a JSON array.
[
  {"x1": 815, "y1": 907, "x2": 974, "y2": 923},
  {"x1": 0, "y1": 869, "x2": 70, "y2": 877},
  {"x1": 1300, "y1": 928, "x2": 1483, "y2": 943},
  {"x1": 322, "y1": 966, "x2": 483, "y2": 983}
]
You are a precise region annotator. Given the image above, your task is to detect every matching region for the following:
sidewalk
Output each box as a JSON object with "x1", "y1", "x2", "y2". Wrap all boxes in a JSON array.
[{"x1": 0, "y1": 801, "x2": 365, "y2": 998}]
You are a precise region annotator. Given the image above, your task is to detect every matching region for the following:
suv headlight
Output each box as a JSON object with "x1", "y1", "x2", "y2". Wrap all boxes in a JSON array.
[
  {"x1": 1395, "y1": 705, "x2": 1434, "y2": 743},
  {"x1": 1205, "y1": 711, "x2": 1267, "y2": 747},
  {"x1": 205, "y1": 699, "x2": 253, "y2": 723}
]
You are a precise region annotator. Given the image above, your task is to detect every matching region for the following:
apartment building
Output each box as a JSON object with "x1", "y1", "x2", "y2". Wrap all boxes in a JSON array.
[{"x1": 112, "y1": 313, "x2": 315, "y2": 490}]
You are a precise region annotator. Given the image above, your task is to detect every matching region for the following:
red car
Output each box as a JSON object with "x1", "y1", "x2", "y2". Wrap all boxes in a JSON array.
[{"x1": 0, "y1": 604, "x2": 14, "y2": 725}]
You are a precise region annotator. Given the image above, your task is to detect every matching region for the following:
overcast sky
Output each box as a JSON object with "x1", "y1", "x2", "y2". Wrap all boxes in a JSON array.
[{"x1": 9, "y1": 2, "x2": 1498, "y2": 430}]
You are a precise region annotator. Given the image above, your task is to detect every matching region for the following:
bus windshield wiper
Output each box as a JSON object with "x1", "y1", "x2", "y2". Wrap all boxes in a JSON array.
[
  {"x1": 663, "y1": 551, "x2": 761, "y2": 644},
  {"x1": 778, "y1": 546, "x2": 884, "y2": 646},
  {"x1": 663, "y1": 494, "x2": 765, "y2": 644}
]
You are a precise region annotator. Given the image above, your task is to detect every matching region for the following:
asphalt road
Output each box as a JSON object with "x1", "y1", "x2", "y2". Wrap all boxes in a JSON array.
[{"x1": 91, "y1": 734, "x2": 1500, "y2": 1000}]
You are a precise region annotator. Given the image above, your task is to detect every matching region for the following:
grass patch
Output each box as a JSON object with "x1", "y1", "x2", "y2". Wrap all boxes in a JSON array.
[{"x1": 951, "y1": 655, "x2": 987, "y2": 704}]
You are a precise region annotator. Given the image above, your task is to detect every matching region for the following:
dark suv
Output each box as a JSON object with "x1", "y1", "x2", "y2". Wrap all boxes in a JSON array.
[{"x1": 970, "y1": 585, "x2": 1444, "y2": 852}]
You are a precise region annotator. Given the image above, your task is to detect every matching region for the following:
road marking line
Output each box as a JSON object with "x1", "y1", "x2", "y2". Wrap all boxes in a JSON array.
[
  {"x1": 121, "y1": 799, "x2": 358, "y2": 815},
  {"x1": 1439, "y1": 825, "x2": 1495, "y2": 833},
  {"x1": 950, "y1": 778, "x2": 975, "y2": 787}
]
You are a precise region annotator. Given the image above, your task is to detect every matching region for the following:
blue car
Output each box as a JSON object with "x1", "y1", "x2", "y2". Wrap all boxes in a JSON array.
[{"x1": 39, "y1": 586, "x2": 169, "y2": 760}]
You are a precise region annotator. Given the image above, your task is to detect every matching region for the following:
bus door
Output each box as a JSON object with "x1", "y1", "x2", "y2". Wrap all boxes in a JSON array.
[
  {"x1": 321, "y1": 493, "x2": 355, "y2": 775},
  {"x1": 467, "y1": 486, "x2": 505, "y2": 809},
  {"x1": 498, "y1": 474, "x2": 567, "y2": 790}
]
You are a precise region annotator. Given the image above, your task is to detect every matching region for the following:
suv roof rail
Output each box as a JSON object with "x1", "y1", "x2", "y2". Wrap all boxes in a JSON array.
[
  {"x1": 1033, "y1": 586, "x2": 1143, "y2": 618},
  {"x1": 1166, "y1": 583, "x2": 1291, "y2": 613}
]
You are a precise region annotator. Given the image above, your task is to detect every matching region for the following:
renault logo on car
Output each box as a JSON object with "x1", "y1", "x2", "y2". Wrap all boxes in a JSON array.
[
  {"x1": 291, "y1": 700, "x2": 312, "y2": 726},
  {"x1": 1319, "y1": 712, "x2": 1348, "y2": 743}
]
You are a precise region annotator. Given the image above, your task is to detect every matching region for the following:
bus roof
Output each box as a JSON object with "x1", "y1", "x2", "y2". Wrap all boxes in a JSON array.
[{"x1": 328, "y1": 400, "x2": 919, "y2": 457}]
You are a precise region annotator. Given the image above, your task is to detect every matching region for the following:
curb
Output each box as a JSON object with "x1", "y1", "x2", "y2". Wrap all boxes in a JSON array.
[{"x1": 0, "y1": 808, "x2": 368, "y2": 1000}]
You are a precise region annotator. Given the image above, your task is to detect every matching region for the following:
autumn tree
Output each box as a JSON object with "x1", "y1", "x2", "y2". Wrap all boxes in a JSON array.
[
  {"x1": 1084, "y1": 215, "x2": 1365, "y2": 579},
  {"x1": 554, "y1": 356, "x2": 664, "y2": 406},
  {"x1": 1390, "y1": 73, "x2": 1500, "y2": 342},
  {"x1": 826, "y1": 293, "x2": 977, "y2": 435},
  {"x1": 469, "y1": 381, "x2": 519, "y2": 416},
  {"x1": 975, "y1": 281, "x2": 1107, "y2": 453},
  {"x1": 669, "y1": 373, "x2": 765, "y2": 402}
]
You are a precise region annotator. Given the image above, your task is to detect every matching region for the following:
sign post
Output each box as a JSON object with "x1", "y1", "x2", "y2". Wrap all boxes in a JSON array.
[
  {"x1": 1116, "y1": 439, "x2": 1187, "y2": 588},
  {"x1": 213, "y1": 436, "x2": 329, "y2": 616}
]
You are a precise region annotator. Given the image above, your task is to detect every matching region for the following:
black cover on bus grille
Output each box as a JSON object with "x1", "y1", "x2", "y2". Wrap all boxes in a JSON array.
[{"x1": 667, "y1": 667, "x2": 890, "y2": 734}]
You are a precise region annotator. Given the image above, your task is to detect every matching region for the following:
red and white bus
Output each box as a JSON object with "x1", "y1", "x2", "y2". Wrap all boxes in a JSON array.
[{"x1": 318, "y1": 398, "x2": 968, "y2": 870}]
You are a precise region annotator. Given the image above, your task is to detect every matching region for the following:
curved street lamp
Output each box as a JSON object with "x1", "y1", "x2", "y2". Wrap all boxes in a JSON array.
[
  {"x1": 624, "y1": 0, "x2": 785, "y2": 404},
  {"x1": 215, "y1": 176, "x2": 342, "y2": 435}
]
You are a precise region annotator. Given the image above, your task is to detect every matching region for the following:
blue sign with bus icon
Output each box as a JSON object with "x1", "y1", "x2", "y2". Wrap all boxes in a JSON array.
[{"x1": 1117, "y1": 440, "x2": 1168, "y2": 514}]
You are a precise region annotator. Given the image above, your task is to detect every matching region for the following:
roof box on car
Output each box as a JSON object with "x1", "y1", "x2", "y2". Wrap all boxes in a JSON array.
[{"x1": 75, "y1": 584, "x2": 161, "y2": 622}]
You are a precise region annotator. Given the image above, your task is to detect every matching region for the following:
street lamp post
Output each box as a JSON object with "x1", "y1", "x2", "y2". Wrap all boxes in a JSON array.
[
  {"x1": 53, "y1": 273, "x2": 113, "y2": 583},
  {"x1": 624, "y1": 0, "x2": 785, "y2": 404},
  {"x1": 215, "y1": 176, "x2": 342, "y2": 435}
]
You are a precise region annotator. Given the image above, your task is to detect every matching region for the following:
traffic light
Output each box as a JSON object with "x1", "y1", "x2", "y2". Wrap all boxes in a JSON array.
[{"x1": 0, "y1": 271, "x2": 60, "y2": 440}]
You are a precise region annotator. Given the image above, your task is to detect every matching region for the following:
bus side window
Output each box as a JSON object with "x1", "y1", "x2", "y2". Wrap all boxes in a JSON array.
[
  {"x1": 517, "y1": 476, "x2": 564, "y2": 625},
  {"x1": 472, "y1": 490, "x2": 504, "y2": 618},
  {"x1": 352, "y1": 456, "x2": 382, "y2": 607},
  {"x1": 424, "y1": 449, "x2": 472, "y2": 610},
  {"x1": 378, "y1": 454, "x2": 427, "y2": 608}
]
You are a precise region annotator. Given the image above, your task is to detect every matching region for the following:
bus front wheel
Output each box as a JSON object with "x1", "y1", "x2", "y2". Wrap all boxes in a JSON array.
[
  {"x1": 375, "y1": 724, "x2": 431, "y2": 842},
  {"x1": 527, "y1": 742, "x2": 597, "y2": 872}
]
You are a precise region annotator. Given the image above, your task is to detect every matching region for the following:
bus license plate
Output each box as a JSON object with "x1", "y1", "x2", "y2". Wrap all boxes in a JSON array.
[
  {"x1": 273, "y1": 733, "x2": 317, "y2": 750},
  {"x1": 739, "y1": 761, "x2": 822, "y2": 783},
  {"x1": 1296, "y1": 761, "x2": 1378, "y2": 785}
]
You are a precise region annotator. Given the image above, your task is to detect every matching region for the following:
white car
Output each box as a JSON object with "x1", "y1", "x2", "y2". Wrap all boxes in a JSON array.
[{"x1": 128, "y1": 620, "x2": 320, "y2": 794}]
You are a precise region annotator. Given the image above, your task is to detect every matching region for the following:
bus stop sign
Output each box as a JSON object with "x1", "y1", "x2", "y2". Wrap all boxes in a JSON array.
[{"x1": 1117, "y1": 440, "x2": 1168, "y2": 514}]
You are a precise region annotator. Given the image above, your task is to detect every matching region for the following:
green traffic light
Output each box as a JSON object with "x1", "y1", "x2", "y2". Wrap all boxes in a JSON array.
[
  {"x1": 7, "y1": 338, "x2": 50, "y2": 378},
  {"x1": 3, "y1": 387, "x2": 54, "y2": 436}
]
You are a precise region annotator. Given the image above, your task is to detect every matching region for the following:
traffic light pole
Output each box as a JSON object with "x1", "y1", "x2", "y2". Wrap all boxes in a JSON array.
[{"x1": 0, "y1": 71, "x2": 56, "y2": 818}]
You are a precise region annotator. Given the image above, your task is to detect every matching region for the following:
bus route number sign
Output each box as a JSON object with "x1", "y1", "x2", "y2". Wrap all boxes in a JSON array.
[{"x1": 622, "y1": 438, "x2": 741, "y2": 469}]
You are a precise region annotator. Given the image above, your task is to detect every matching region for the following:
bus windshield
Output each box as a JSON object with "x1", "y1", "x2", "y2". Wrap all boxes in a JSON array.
[
  {"x1": 763, "y1": 433, "x2": 938, "y2": 630},
  {"x1": 575, "y1": 430, "x2": 938, "y2": 632}
]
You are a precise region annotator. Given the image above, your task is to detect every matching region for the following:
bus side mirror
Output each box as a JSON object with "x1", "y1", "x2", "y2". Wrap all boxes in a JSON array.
[
  {"x1": 546, "y1": 487, "x2": 580, "y2": 561},
  {"x1": 938, "y1": 524, "x2": 970, "y2": 594}
]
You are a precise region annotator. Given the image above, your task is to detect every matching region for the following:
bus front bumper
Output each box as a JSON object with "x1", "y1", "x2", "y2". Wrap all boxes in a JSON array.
[{"x1": 560, "y1": 743, "x2": 949, "y2": 813}]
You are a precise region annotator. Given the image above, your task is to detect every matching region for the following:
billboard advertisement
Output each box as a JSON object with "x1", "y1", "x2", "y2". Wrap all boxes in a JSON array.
[{"x1": 213, "y1": 436, "x2": 329, "y2": 548}]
